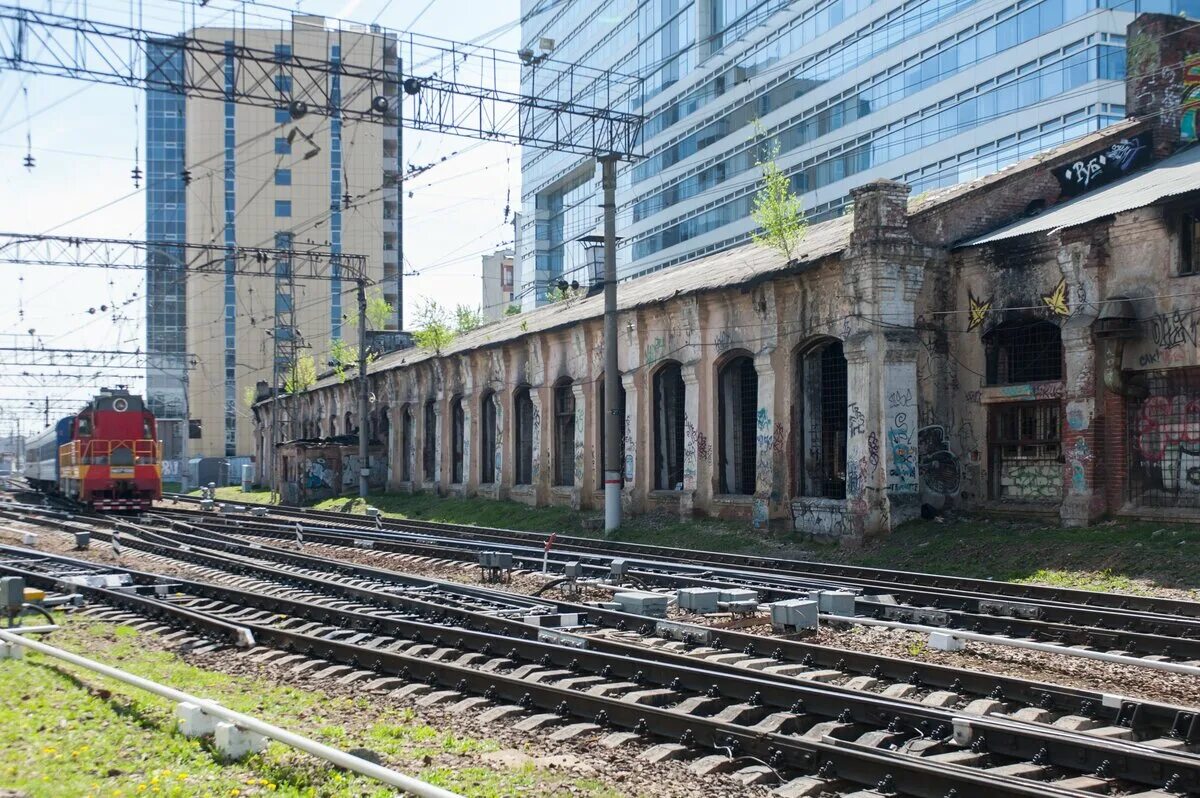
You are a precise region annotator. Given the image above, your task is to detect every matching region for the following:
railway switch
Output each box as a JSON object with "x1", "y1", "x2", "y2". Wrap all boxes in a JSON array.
[{"x1": 73, "y1": 532, "x2": 90, "y2": 550}]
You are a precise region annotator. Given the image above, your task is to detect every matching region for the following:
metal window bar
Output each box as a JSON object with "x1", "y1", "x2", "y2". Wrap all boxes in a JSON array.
[
  {"x1": 988, "y1": 401, "x2": 1062, "y2": 502},
  {"x1": 818, "y1": 343, "x2": 848, "y2": 500},
  {"x1": 597, "y1": 379, "x2": 626, "y2": 485},
  {"x1": 514, "y1": 389, "x2": 533, "y2": 485},
  {"x1": 554, "y1": 383, "x2": 575, "y2": 487},
  {"x1": 422, "y1": 401, "x2": 436, "y2": 481},
  {"x1": 451, "y1": 399, "x2": 465, "y2": 485},
  {"x1": 1128, "y1": 368, "x2": 1200, "y2": 508},
  {"x1": 480, "y1": 394, "x2": 496, "y2": 484},
  {"x1": 718, "y1": 356, "x2": 758, "y2": 495},
  {"x1": 989, "y1": 322, "x2": 1063, "y2": 384},
  {"x1": 653, "y1": 364, "x2": 685, "y2": 490}
]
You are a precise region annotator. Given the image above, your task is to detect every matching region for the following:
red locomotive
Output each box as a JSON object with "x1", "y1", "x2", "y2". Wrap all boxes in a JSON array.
[{"x1": 23, "y1": 387, "x2": 162, "y2": 511}]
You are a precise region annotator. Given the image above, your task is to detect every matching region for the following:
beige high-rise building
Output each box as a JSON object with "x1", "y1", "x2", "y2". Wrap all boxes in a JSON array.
[
  {"x1": 480, "y1": 247, "x2": 514, "y2": 323},
  {"x1": 146, "y1": 16, "x2": 399, "y2": 464}
]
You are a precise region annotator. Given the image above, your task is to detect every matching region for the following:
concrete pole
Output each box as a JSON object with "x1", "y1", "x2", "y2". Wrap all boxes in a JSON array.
[
  {"x1": 601, "y1": 155, "x2": 621, "y2": 534},
  {"x1": 179, "y1": 368, "x2": 190, "y2": 494},
  {"x1": 357, "y1": 279, "x2": 370, "y2": 499}
]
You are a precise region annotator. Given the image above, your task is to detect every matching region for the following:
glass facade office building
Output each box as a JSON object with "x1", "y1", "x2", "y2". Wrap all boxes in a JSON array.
[{"x1": 518, "y1": 1, "x2": 1196, "y2": 303}]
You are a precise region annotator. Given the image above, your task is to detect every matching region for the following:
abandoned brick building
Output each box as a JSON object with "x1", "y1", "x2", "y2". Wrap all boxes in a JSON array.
[{"x1": 253, "y1": 13, "x2": 1200, "y2": 539}]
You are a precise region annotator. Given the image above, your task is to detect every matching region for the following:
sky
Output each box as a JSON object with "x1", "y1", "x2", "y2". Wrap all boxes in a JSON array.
[{"x1": 0, "y1": 0, "x2": 523, "y2": 435}]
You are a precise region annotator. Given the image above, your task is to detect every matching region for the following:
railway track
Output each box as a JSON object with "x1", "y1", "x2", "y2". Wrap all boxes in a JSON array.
[
  {"x1": 145, "y1": 499, "x2": 1200, "y2": 665},
  {"x1": 3, "y1": 502, "x2": 1200, "y2": 796}
]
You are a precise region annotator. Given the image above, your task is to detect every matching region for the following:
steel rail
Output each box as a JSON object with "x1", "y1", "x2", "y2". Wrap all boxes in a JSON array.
[
  {"x1": 147, "y1": 507, "x2": 1200, "y2": 662},
  {"x1": 161, "y1": 494, "x2": 1200, "y2": 618},
  {"x1": 6, "y1": 506, "x2": 1200, "y2": 744},
  {"x1": 0, "y1": 552, "x2": 1187, "y2": 797}
]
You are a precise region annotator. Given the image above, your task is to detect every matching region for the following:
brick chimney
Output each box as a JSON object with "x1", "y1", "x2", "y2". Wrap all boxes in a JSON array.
[
  {"x1": 850, "y1": 179, "x2": 911, "y2": 246},
  {"x1": 1126, "y1": 13, "x2": 1200, "y2": 159}
]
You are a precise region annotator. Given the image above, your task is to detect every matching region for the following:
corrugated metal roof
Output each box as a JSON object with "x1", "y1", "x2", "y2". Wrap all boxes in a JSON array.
[
  {"x1": 961, "y1": 143, "x2": 1200, "y2": 248},
  {"x1": 335, "y1": 214, "x2": 852, "y2": 387}
]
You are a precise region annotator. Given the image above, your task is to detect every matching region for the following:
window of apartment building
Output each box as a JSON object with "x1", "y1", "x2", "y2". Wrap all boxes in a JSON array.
[
  {"x1": 451, "y1": 397, "x2": 465, "y2": 484},
  {"x1": 985, "y1": 321, "x2": 1063, "y2": 384},
  {"x1": 274, "y1": 200, "x2": 292, "y2": 217},
  {"x1": 400, "y1": 406, "x2": 413, "y2": 482},
  {"x1": 653, "y1": 362, "x2": 685, "y2": 490},
  {"x1": 1180, "y1": 211, "x2": 1200, "y2": 276},
  {"x1": 480, "y1": 391, "x2": 497, "y2": 484},
  {"x1": 273, "y1": 44, "x2": 292, "y2": 61},
  {"x1": 597, "y1": 376, "x2": 626, "y2": 485},
  {"x1": 553, "y1": 379, "x2": 576, "y2": 487},
  {"x1": 274, "y1": 106, "x2": 291, "y2": 124},
  {"x1": 423, "y1": 400, "x2": 436, "y2": 481},
  {"x1": 275, "y1": 168, "x2": 292, "y2": 186},
  {"x1": 274, "y1": 75, "x2": 293, "y2": 93},
  {"x1": 513, "y1": 387, "x2": 534, "y2": 485},
  {"x1": 275, "y1": 137, "x2": 291, "y2": 155},
  {"x1": 717, "y1": 354, "x2": 758, "y2": 496},
  {"x1": 794, "y1": 340, "x2": 848, "y2": 499},
  {"x1": 501, "y1": 263, "x2": 513, "y2": 292}
]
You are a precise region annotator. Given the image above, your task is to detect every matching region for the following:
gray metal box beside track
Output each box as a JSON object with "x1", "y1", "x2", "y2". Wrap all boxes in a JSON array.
[
  {"x1": 613, "y1": 591, "x2": 668, "y2": 618},
  {"x1": 771, "y1": 599, "x2": 818, "y2": 630},
  {"x1": 676, "y1": 587, "x2": 720, "y2": 613}
]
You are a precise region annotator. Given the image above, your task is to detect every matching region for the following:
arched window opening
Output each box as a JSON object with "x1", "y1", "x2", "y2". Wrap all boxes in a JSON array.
[
  {"x1": 422, "y1": 400, "x2": 437, "y2": 481},
  {"x1": 554, "y1": 379, "x2": 576, "y2": 487},
  {"x1": 597, "y1": 376, "x2": 627, "y2": 485},
  {"x1": 480, "y1": 391, "x2": 497, "y2": 484},
  {"x1": 513, "y1": 387, "x2": 534, "y2": 485},
  {"x1": 653, "y1": 363, "x2": 685, "y2": 490},
  {"x1": 400, "y1": 406, "x2": 414, "y2": 482},
  {"x1": 344, "y1": 411, "x2": 354, "y2": 435},
  {"x1": 329, "y1": 414, "x2": 337, "y2": 436},
  {"x1": 794, "y1": 341, "x2": 848, "y2": 499},
  {"x1": 451, "y1": 397, "x2": 465, "y2": 484},
  {"x1": 717, "y1": 355, "x2": 758, "y2": 495}
]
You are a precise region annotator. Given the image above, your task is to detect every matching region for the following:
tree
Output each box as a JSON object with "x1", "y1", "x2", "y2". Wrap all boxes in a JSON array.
[
  {"x1": 284, "y1": 352, "x2": 317, "y2": 394},
  {"x1": 412, "y1": 298, "x2": 456, "y2": 355},
  {"x1": 365, "y1": 288, "x2": 395, "y2": 331},
  {"x1": 242, "y1": 385, "x2": 258, "y2": 408},
  {"x1": 454, "y1": 304, "x2": 483, "y2": 333},
  {"x1": 504, "y1": 304, "x2": 521, "y2": 316},
  {"x1": 750, "y1": 139, "x2": 807, "y2": 263},
  {"x1": 546, "y1": 284, "x2": 583, "y2": 304}
]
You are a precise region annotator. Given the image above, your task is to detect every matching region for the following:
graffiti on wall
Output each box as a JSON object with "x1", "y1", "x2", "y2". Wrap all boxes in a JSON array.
[
  {"x1": 1005, "y1": 463, "x2": 1060, "y2": 500},
  {"x1": 1053, "y1": 134, "x2": 1151, "y2": 196},
  {"x1": 792, "y1": 499, "x2": 849, "y2": 538},
  {"x1": 1182, "y1": 53, "x2": 1200, "y2": 142},
  {"x1": 1134, "y1": 395, "x2": 1200, "y2": 494},
  {"x1": 1042, "y1": 278, "x2": 1070, "y2": 317},
  {"x1": 305, "y1": 457, "x2": 332, "y2": 490},
  {"x1": 967, "y1": 292, "x2": 992, "y2": 332},
  {"x1": 917, "y1": 426, "x2": 961, "y2": 498},
  {"x1": 645, "y1": 336, "x2": 666, "y2": 365}
]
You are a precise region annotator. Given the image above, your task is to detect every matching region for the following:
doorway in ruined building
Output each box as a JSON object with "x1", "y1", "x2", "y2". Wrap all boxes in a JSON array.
[
  {"x1": 377, "y1": 406, "x2": 390, "y2": 452},
  {"x1": 480, "y1": 391, "x2": 497, "y2": 484},
  {"x1": 553, "y1": 379, "x2": 576, "y2": 487},
  {"x1": 344, "y1": 411, "x2": 354, "y2": 435},
  {"x1": 597, "y1": 374, "x2": 626, "y2": 485},
  {"x1": 793, "y1": 339, "x2": 848, "y2": 499},
  {"x1": 514, "y1": 387, "x2": 534, "y2": 485},
  {"x1": 1128, "y1": 367, "x2": 1200, "y2": 509},
  {"x1": 422, "y1": 400, "x2": 437, "y2": 481},
  {"x1": 399, "y1": 405, "x2": 413, "y2": 482},
  {"x1": 329, "y1": 414, "x2": 337, "y2": 436},
  {"x1": 653, "y1": 362, "x2": 685, "y2": 490},
  {"x1": 451, "y1": 396, "x2": 465, "y2": 484},
  {"x1": 717, "y1": 354, "x2": 759, "y2": 495}
]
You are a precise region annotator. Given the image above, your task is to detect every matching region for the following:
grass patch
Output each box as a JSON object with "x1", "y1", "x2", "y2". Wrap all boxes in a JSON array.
[{"x1": 1, "y1": 615, "x2": 626, "y2": 797}]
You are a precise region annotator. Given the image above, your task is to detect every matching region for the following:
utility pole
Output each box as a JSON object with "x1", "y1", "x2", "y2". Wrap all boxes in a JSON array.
[
  {"x1": 179, "y1": 368, "x2": 190, "y2": 493},
  {"x1": 397, "y1": 55, "x2": 405, "y2": 331},
  {"x1": 357, "y1": 279, "x2": 370, "y2": 499},
  {"x1": 601, "y1": 154, "x2": 621, "y2": 534}
]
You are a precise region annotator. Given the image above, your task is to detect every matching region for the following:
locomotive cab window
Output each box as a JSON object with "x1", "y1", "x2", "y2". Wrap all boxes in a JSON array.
[{"x1": 77, "y1": 415, "x2": 93, "y2": 436}]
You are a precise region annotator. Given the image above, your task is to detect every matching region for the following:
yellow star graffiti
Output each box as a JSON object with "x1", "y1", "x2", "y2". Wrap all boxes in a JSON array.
[
  {"x1": 1042, "y1": 278, "x2": 1070, "y2": 317},
  {"x1": 967, "y1": 292, "x2": 992, "y2": 332}
]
